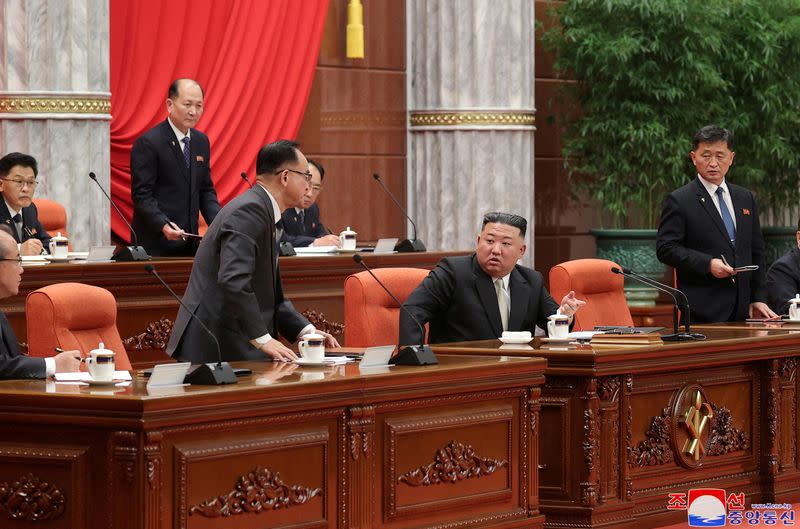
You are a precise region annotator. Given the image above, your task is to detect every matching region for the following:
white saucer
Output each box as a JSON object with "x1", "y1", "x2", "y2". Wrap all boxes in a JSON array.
[
  {"x1": 786, "y1": 318, "x2": 800, "y2": 323},
  {"x1": 293, "y1": 358, "x2": 330, "y2": 366},
  {"x1": 541, "y1": 336, "x2": 573, "y2": 343},
  {"x1": 44, "y1": 255, "x2": 76, "y2": 263},
  {"x1": 85, "y1": 378, "x2": 122, "y2": 386},
  {"x1": 499, "y1": 336, "x2": 533, "y2": 344}
]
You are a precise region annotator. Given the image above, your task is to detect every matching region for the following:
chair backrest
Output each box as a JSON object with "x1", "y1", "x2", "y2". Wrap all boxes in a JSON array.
[
  {"x1": 25, "y1": 283, "x2": 132, "y2": 370},
  {"x1": 344, "y1": 267, "x2": 429, "y2": 347},
  {"x1": 33, "y1": 198, "x2": 68, "y2": 239},
  {"x1": 549, "y1": 258, "x2": 633, "y2": 331}
]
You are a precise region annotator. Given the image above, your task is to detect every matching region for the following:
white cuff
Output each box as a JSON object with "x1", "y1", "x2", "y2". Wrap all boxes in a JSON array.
[
  {"x1": 298, "y1": 324, "x2": 316, "y2": 337},
  {"x1": 44, "y1": 357, "x2": 55, "y2": 378},
  {"x1": 250, "y1": 333, "x2": 273, "y2": 348}
]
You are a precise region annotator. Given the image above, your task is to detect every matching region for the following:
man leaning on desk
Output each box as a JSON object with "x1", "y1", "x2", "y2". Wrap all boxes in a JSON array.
[
  {"x1": 0, "y1": 230, "x2": 81, "y2": 379},
  {"x1": 0, "y1": 152, "x2": 51, "y2": 256},
  {"x1": 399, "y1": 212, "x2": 585, "y2": 345}
]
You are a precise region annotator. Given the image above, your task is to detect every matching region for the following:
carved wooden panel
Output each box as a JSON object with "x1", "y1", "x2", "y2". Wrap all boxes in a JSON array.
[
  {"x1": 346, "y1": 405, "x2": 375, "y2": 529},
  {"x1": 779, "y1": 357, "x2": 797, "y2": 471},
  {"x1": 539, "y1": 396, "x2": 572, "y2": 498}
]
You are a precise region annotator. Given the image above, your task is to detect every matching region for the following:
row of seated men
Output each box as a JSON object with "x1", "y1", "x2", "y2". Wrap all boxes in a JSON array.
[{"x1": 2, "y1": 117, "x2": 800, "y2": 378}]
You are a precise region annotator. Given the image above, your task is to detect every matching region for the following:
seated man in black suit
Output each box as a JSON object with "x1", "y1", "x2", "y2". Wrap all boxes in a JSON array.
[
  {"x1": 0, "y1": 152, "x2": 51, "y2": 256},
  {"x1": 0, "y1": 230, "x2": 80, "y2": 379},
  {"x1": 279, "y1": 158, "x2": 340, "y2": 248},
  {"x1": 399, "y1": 212, "x2": 585, "y2": 345},
  {"x1": 766, "y1": 219, "x2": 800, "y2": 315}
]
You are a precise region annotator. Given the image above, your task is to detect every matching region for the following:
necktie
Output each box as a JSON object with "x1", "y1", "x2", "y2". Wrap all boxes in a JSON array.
[
  {"x1": 11, "y1": 213, "x2": 22, "y2": 240},
  {"x1": 715, "y1": 187, "x2": 736, "y2": 243},
  {"x1": 494, "y1": 278, "x2": 509, "y2": 331},
  {"x1": 299, "y1": 210, "x2": 306, "y2": 233},
  {"x1": 275, "y1": 219, "x2": 284, "y2": 242},
  {"x1": 181, "y1": 137, "x2": 191, "y2": 168}
]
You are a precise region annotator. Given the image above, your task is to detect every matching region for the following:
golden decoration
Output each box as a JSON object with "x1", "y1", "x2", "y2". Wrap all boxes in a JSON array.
[
  {"x1": 0, "y1": 95, "x2": 111, "y2": 114},
  {"x1": 679, "y1": 389, "x2": 714, "y2": 460},
  {"x1": 410, "y1": 111, "x2": 536, "y2": 127}
]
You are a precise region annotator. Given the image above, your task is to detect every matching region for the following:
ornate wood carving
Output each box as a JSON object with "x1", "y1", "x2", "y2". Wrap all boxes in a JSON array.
[
  {"x1": 0, "y1": 473, "x2": 65, "y2": 521},
  {"x1": 347, "y1": 405, "x2": 375, "y2": 461},
  {"x1": 624, "y1": 375, "x2": 633, "y2": 500},
  {"x1": 765, "y1": 360, "x2": 780, "y2": 476},
  {"x1": 598, "y1": 376, "x2": 620, "y2": 402},
  {"x1": 17, "y1": 342, "x2": 28, "y2": 355},
  {"x1": 544, "y1": 376, "x2": 577, "y2": 391},
  {"x1": 780, "y1": 357, "x2": 797, "y2": 381},
  {"x1": 301, "y1": 309, "x2": 344, "y2": 337},
  {"x1": 398, "y1": 441, "x2": 507, "y2": 486},
  {"x1": 580, "y1": 378, "x2": 600, "y2": 507},
  {"x1": 189, "y1": 467, "x2": 321, "y2": 517},
  {"x1": 706, "y1": 404, "x2": 750, "y2": 456},
  {"x1": 628, "y1": 407, "x2": 673, "y2": 467},
  {"x1": 144, "y1": 431, "x2": 163, "y2": 528},
  {"x1": 123, "y1": 317, "x2": 174, "y2": 351}
]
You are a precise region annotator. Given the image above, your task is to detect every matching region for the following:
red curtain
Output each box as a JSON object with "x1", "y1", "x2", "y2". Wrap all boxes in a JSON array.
[{"x1": 109, "y1": 0, "x2": 328, "y2": 242}]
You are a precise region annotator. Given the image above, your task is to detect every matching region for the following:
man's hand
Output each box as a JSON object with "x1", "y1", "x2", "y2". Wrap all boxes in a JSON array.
[
  {"x1": 162, "y1": 222, "x2": 185, "y2": 241},
  {"x1": 20, "y1": 238, "x2": 43, "y2": 256},
  {"x1": 749, "y1": 302, "x2": 779, "y2": 319},
  {"x1": 256, "y1": 362, "x2": 298, "y2": 384},
  {"x1": 258, "y1": 340, "x2": 298, "y2": 362},
  {"x1": 709, "y1": 258, "x2": 736, "y2": 278},
  {"x1": 316, "y1": 330, "x2": 340, "y2": 348},
  {"x1": 312, "y1": 234, "x2": 341, "y2": 248},
  {"x1": 53, "y1": 351, "x2": 82, "y2": 373},
  {"x1": 559, "y1": 290, "x2": 586, "y2": 317}
]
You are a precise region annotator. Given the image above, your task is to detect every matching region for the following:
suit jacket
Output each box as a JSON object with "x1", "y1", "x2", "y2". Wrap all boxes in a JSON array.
[
  {"x1": 279, "y1": 203, "x2": 327, "y2": 247},
  {"x1": 399, "y1": 254, "x2": 561, "y2": 345},
  {"x1": 0, "y1": 202, "x2": 51, "y2": 249},
  {"x1": 766, "y1": 246, "x2": 800, "y2": 315},
  {"x1": 166, "y1": 185, "x2": 309, "y2": 363},
  {"x1": 0, "y1": 313, "x2": 45, "y2": 379},
  {"x1": 130, "y1": 119, "x2": 221, "y2": 256},
  {"x1": 656, "y1": 177, "x2": 767, "y2": 323}
]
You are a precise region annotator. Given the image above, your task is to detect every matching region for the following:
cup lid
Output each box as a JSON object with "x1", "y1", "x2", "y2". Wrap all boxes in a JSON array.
[
  {"x1": 790, "y1": 294, "x2": 800, "y2": 303},
  {"x1": 340, "y1": 226, "x2": 356, "y2": 235},
  {"x1": 90, "y1": 341, "x2": 115, "y2": 355},
  {"x1": 549, "y1": 313, "x2": 570, "y2": 320},
  {"x1": 303, "y1": 332, "x2": 324, "y2": 341},
  {"x1": 52, "y1": 232, "x2": 68, "y2": 240}
]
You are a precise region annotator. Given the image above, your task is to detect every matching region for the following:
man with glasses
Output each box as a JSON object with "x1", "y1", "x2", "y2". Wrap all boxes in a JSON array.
[
  {"x1": 280, "y1": 158, "x2": 340, "y2": 248},
  {"x1": 167, "y1": 140, "x2": 340, "y2": 363},
  {"x1": 0, "y1": 230, "x2": 81, "y2": 378},
  {"x1": 0, "y1": 152, "x2": 51, "y2": 256},
  {"x1": 657, "y1": 125, "x2": 776, "y2": 322}
]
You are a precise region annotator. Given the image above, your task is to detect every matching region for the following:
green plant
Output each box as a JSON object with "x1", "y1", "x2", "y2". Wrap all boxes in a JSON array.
[{"x1": 541, "y1": 0, "x2": 800, "y2": 228}]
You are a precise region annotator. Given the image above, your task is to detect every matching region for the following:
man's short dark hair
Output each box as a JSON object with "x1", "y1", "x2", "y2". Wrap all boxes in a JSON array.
[
  {"x1": 0, "y1": 226, "x2": 12, "y2": 255},
  {"x1": 481, "y1": 212, "x2": 527, "y2": 237},
  {"x1": 168, "y1": 78, "x2": 204, "y2": 100},
  {"x1": 0, "y1": 152, "x2": 38, "y2": 178},
  {"x1": 308, "y1": 158, "x2": 325, "y2": 180},
  {"x1": 256, "y1": 140, "x2": 301, "y2": 176},
  {"x1": 693, "y1": 125, "x2": 734, "y2": 150}
]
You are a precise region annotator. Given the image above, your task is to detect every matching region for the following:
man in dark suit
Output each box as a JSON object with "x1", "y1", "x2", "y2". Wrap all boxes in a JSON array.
[
  {"x1": 766, "y1": 221, "x2": 800, "y2": 315},
  {"x1": 0, "y1": 230, "x2": 80, "y2": 378},
  {"x1": 280, "y1": 158, "x2": 340, "y2": 248},
  {"x1": 656, "y1": 125, "x2": 776, "y2": 323},
  {"x1": 167, "y1": 140, "x2": 339, "y2": 363},
  {"x1": 399, "y1": 212, "x2": 585, "y2": 345},
  {"x1": 131, "y1": 78, "x2": 221, "y2": 256},
  {"x1": 0, "y1": 152, "x2": 51, "y2": 256}
]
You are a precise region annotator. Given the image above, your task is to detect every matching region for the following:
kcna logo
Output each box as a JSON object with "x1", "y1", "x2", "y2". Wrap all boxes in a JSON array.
[{"x1": 687, "y1": 489, "x2": 727, "y2": 527}]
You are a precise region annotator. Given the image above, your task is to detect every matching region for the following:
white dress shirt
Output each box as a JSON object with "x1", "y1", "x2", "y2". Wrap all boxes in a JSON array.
[{"x1": 698, "y1": 174, "x2": 737, "y2": 230}]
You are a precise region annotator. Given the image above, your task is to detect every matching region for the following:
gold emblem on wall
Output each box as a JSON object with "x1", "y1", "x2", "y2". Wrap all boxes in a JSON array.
[{"x1": 670, "y1": 384, "x2": 714, "y2": 469}]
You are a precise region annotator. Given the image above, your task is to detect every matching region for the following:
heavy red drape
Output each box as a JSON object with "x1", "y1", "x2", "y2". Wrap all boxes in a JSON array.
[{"x1": 109, "y1": 0, "x2": 328, "y2": 242}]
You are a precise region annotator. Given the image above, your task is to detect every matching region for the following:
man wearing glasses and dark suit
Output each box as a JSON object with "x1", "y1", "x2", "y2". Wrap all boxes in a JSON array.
[{"x1": 0, "y1": 152, "x2": 51, "y2": 256}]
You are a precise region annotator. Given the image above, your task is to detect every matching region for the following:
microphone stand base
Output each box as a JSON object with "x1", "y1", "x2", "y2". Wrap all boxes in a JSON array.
[
  {"x1": 390, "y1": 345, "x2": 438, "y2": 365},
  {"x1": 184, "y1": 362, "x2": 238, "y2": 385},
  {"x1": 394, "y1": 239, "x2": 427, "y2": 253},
  {"x1": 113, "y1": 246, "x2": 150, "y2": 261},
  {"x1": 662, "y1": 332, "x2": 706, "y2": 342}
]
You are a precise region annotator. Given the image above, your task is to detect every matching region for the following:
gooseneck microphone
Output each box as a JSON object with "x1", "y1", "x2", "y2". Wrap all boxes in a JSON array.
[
  {"x1": 352, "y1": 254, "x2": 437, "y2": 365},
  {"x1": 372, "y1": 173, "x2": 426, "y2": 252},
  {"x1": 611, "y1": 267, "x2": 705, "y2": 341},
  {"x1": 240, "y1": 171, "x2": 254, "y2": 188},
  {"x1": 89, "y1": 171, "x2": 150, "y2": 262},
  {"x1": 145, "y1": 265, "x2": 237, "y2": 384}
]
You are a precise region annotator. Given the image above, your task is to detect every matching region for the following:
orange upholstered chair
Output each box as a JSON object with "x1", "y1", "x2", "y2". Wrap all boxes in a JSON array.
[
  {"x1": 33, "y1": 198, "x2": 68, "y2": 239},
  {"x1": 25, "y1": 283, "x2": 132, "y2": 370},
  {"x1": 549, "y1": 258, "x2": 633, "y2": 331},
  {"x1": 344, "y1": 267, "x2": 429, "y2": 347}
]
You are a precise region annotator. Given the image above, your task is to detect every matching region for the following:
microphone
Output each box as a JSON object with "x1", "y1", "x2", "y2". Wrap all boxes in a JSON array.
[
  {"x1": 372, "y1": 173, "x2": 426, "y2": 252},
  {"x1": 240, "y1": 171, "x2": 254, "y2": 188},
  {"x1": 89, "y1": 171, "x2": 150, "y2": 262},
  {"x1": 352, "y1": 254, "x2": 437, "y2": 365},
  {"x1": 611, "y1": 267, "x2": 705, "y2": 341},
  {"x1": 144, "y1": 265, "x2": 237, "y2": 385}
]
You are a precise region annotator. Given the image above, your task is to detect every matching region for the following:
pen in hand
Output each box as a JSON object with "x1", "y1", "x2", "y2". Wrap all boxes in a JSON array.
[
  {"x1": 720, "y1": 254, "x2": 735, "y2": 283},
  {"x1": 55, "y1": 347, "x2": 84, "y2": 362}
]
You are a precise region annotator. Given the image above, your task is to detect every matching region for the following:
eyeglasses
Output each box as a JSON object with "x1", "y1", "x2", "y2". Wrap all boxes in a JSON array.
[
  {"x1": 311, "y1": 184, "x2": 323, "y2": 192},
  {"x1": 277, "y1": 168, "x2": 312, "y2": 183},
  {"x1": 2, "y1": 178, "x2": 38, "y2": 189},
  {"x1": 0, "y1": 257, "x2": 22, "y2": 265}
]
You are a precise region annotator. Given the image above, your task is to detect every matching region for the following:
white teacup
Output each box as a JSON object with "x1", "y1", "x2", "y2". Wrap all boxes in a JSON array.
[
  {"x1": 339, "y1": 227, "x2": 357, "y2": 251},
  {"x1": 86, "y1": 342, "x2": 116, "y2": 381},
  {"x1": 298, "y1": 333, "x2": 325, "y2": 362},
  {"x1": 789, "y1": 294, "x2": 800, "y2": 320},
  {"x1": 48, "y1": 232, "x2": 69, "y2": 259},
  {"x1": 547, "y1": 314, "x2": 570, "y2": 339}
]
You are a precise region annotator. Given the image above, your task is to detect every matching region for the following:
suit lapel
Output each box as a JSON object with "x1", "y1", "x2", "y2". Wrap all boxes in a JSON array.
[
  {"x1": 729, "y1": 185, "x2": 746, "y2": 251},
  {"x1": 472, "y1": 258, "x2": 503, "y2": 337},
  {"x1": 0, "y1": 313, "x2": 18, "y2": 358},
  {"x1": 508, "y1": 268, "x2": 530, "y2": 331},
  {"x1": 0, "y1": 204, "x2": 20, "y2": 243},
  {"x1": 161, "y1": 121, "x2": 189, "y2": 182},
  {"x1": 693, "y1": 178, "x2": 733, "y2": 249}
]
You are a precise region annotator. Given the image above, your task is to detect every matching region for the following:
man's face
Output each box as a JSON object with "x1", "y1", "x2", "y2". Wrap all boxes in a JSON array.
[
  {"x1": 167, "y1": 81, "x2": 204, "y2": 134},
  {"x1": 476, "y1": 222, "x2": 526, "y2": 278},
  {"x1": 0, "y1": 165, "x2": 37, "y2": 210},
  {"x1": 279, "y1": 150, "x2": 312, "y2": 209},
  {"x1": 690, "y1": 140, "x2": 735, "y2": 186},
  {"x1": 0, "y1": 235, "x2": 22, "y2": 298},
  {"x1": 302, "y1": 164, "x2": 323, "y2": 209}
]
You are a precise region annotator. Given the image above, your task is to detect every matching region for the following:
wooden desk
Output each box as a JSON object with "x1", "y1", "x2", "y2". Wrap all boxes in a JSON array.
[
  {"x1": 3, "y1": 251, "x2": 464, "y2": 367},
  {"x1": 432, "y1": 327, "x2": 800, "y2": 528},
  {"x1": 0, "y1": 355, "x2": 545, "y2": 529}
]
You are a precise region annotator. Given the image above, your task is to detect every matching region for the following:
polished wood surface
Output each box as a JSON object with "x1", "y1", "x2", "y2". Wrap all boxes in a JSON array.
[
  {"x1": 0, "y1": 354, "x2": 545, "y2": 529},
  {"x1": 433, "y1": 326, "x2": 800, "y2": 528}
]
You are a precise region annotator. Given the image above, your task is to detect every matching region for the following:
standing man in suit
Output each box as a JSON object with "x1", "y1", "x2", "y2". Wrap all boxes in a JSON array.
[
  {"x1": 167, "y1": 140, "x2": 339, "y2": 363},
  {"x1": 766, "y1": 219, "x2": 800, "y2": 315},
  {"x1": 0, "y1": 152, "x2": 51, "y2": 256},
  {"x1": 399, "y1": 212, "x2": 585, "y2": 345},
  {"x1": 0, "y1": 230, "x2": 80, "y2": 378},
  {"x1": 656, "y1": 125, "x2": 776, "y2": 322},
  {"x1": 280, "y1": 158, "x2": 340, "y2": 248},
  {"x1": 131, "y1": 78, "x2": 221, "y2": 256}
]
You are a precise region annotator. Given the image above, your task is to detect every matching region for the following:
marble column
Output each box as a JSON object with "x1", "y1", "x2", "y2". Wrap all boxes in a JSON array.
[
  {"x1": 408, "y1": 0, "x2": 536, "y2": 262},
  {"x1": 0, "y1": 0, "x2": 110, "y2": 250}
]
